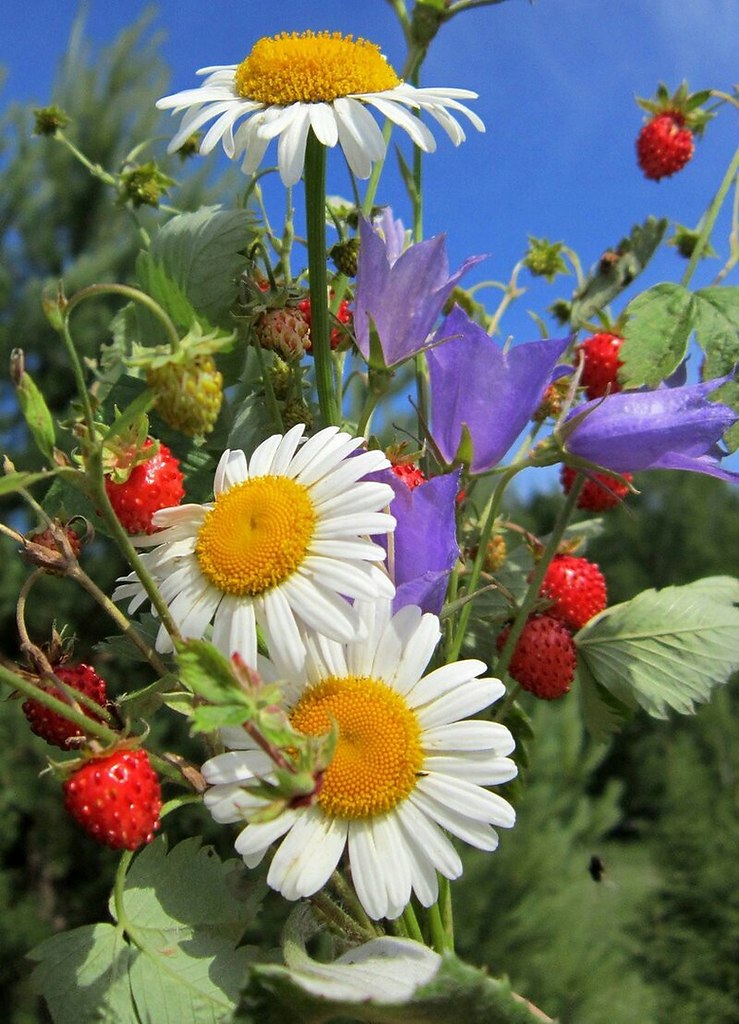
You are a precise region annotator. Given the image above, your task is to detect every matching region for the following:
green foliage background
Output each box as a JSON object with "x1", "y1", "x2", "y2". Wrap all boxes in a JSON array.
[{"x1": 0, "y1": 17, "x2": 737, "y2": 1024}]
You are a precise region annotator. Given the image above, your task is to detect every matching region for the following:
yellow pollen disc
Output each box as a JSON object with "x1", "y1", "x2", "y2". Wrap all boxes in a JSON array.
[
  {"x1": 234, "y1": 31, "x2": 401, "y2": 105},
  {"x1": 290, "y1": 675, "x2": 423, "y2": 820},
  {"x1": 195, "y1": 475, "x2": 316, "y2": 597}
]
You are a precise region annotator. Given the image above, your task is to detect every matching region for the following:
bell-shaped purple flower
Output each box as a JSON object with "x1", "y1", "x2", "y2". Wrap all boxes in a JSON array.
[
  {"x1": 427, "y1": 306, "x2": 570, "y2": 473},
  {"x1": 369, "y1": 467, "x2": 461, "y2": 615},
  {"x1": 563, "y1": 378, "x2": 738, "y2": 482},
  {"x1": 354, "y1": 215, "x2": 485, "y2": 367}
]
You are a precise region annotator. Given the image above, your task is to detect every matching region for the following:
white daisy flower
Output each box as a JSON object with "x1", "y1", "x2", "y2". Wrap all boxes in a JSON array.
[
  {"x1": 156, "y1": 30, "x2": 485, "y2": 187},
  {"x1": 202, "y1": 600, "x2": 517, "y2": 921},
  {"x1": 112, "y1": 424, "x2": 396, "y2": 672}
]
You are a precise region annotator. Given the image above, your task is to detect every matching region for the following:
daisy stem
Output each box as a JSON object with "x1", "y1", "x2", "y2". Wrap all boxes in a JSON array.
[
  {"x1": 427, "y1": 900, "x2": 451, "y2": 954},
  {"x1": 304, "y1": 131, "x2": 341, "y2": 427},
  {"x1": 310, "y1": 890, "x2": 376, "y2": 944},
  {"x1": 438, "y1": 874, "x2": 455, "y2": 948},
  {"x1": 402, "y1": 904, "x2": 425, "y2": 943},
  {"x1": 331, "y1": 871, "x2": 383, "y2": 935},
  {"x1": 494, "y1": 474, "x2": 584, "y2": 681}
]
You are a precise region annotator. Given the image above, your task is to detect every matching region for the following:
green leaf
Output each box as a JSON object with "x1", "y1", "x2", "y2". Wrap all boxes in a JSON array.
[
  {"x1": 239, "y1": 906, "x2": 548, "y2": 1024},
  {"x1": 0, "y1": 468, "x2": 59, "y2": 496},
  {"x1": 29, "y1": 923, "x2": 138, "y2": 1024},
  {"x1": 175, "y1": 638, "x2": 251, "y2": 706},
  {"x1": 620, "y1": 283, "x2": 695, "y2": 387},
  {"x1": 12, "y1": 361, "x2": 57, "y2": 461},
  {"x1": 136, "y1": 251, "x2": 204, "y2": 330},
  {"x1": 576, "y1": 660, "x2": 635, "y2": 743},
  {"x1": 692, "y1": 285, "x2": 739, "y2": 378},
  {"x1": 150, "y1": 206, "x2": 255, "y2": 326},
  {"x1": 569, "y1": 216, "x2": 668, "y2": 328},
  {"x1": 575, "y1": 576, "x2": 739, "y2": 719}
]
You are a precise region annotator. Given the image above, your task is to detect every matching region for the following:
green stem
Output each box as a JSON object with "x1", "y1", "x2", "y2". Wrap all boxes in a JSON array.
[
  {"x1": 304, "y1": 131, "x2": 340, "y2": 427},
  {"x1": 361, "y1": 121, "x2": 394, "y2": 217},
  {"x1": 0, "y1": 662, "x2": 121, "y2": 746},
  {"x1": 331, "y1": 871, "x2": 382, "y2": 935},
  {"x1": 402, "y1": 903, "x2": 425, "y2": 943},
  {"x1": 438, "y1": 874, "x2": 454, "y2": 949},
  {"x1": 426, "y1": 900, "x2": 450, "y2": 953},
  {"x1": 66, "y1": 283, "x2": 182, "y2": 353},
  {"x1": 681, "y1": 147, "x2": 739, "y2": 289},
  {"x1": 446, "y1": 466, "x2": 520, "y2": 663},
  {"x1": 310, "y1": 890, "x2": 376, "y2": 943},
  {"x1": 494, "y1": 474, "x2": 584, "y2": 680},
  {"x1": 252, "y1": 340, "x2": 285, "y2": 433}
]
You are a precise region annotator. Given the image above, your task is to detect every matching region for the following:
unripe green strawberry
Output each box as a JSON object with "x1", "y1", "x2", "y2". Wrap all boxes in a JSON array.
[
  {"x1": 497, "y1": 615, "x2": 576, "y2": 700},
  {"x1": 22, "y1": 663, "x2": 108, "y2": 749},
  {"x1": 538, "y1": 554, "x2": 607, "y2": 631},
  {"x1": 63, "y1": 748, "x2": 162, "y2": 851},
  {"x1": 330, "y1": 237, "x2": 360, "y2": 277},
  {"x1": 561, "y1": 466, "x2": 633, "y2": 511},
  {"x1": 147, "y1": 354, "x2": 223, "y2": 436}
]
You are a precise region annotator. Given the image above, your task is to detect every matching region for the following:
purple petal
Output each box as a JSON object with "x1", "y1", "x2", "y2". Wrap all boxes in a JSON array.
[
  {"x1": 368, "y1": 468, "x2": 461, "y2": 615},
  {"x1": 565, "y1": 378, "x2": 738, "y2": 481},
  {"x1": 428, "y1": 307, "x2": 570, "y2": 473},
  {"x1": 354, "y1": 219, "x2": 485, "y2": 367}
]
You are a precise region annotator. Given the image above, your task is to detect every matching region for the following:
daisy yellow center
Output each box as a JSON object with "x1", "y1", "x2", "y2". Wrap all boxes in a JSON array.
[
  {"x1": 290, "y1": 675, "x2": 423, "y2": 819},
  {"x1": 195, "y1": 476, "x2": 316, "y2": 597},
  {"x1": 234, "y1": 31, "x2": 401, "y2": 105}
]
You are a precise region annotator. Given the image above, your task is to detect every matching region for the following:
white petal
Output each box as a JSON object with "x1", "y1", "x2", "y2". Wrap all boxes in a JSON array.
[
  {"x1": 364, "y1": 96, "x2": 437, "y2": 152},
  {"x1": 166, "y1": 100, "x2": 235, "y2": 153},
  {"x1": 270, "y1": 424, "x2": 307, "y2": 475},
  {"x1": 301, "y1": 557, "x2": 392, "y2": 600},
  {"x1": 313, "y1": 511, "x2": 396, "y2": 539},
  {"x1": 395, "y1": 799, "x2": 462, "y2": 881},
  {"x1": 416, "y1": 678, "x2": 504, "y2": 729},
  {"x1": 347, "y1": 821, "x2": 388, "y2": 920},
  {"x1": 370, "y1": 814, "x2": 413, "y2": 919},
  {"x1": 212, "y1": 595, "x2": 258, "y2": 666},
  {"x1": 235, "y1": 812, "x2": 298, "y2": 868},
  {"x1": 294, "y1": 815, "x2": 348, "y2": 896},
  {"x1": 417, "y1": 772, "x2": 516, "y2": 829},
  {"x1": 423, "y1": 720, "x2": 515, "y2": 755},
  {"x1": 201, "y1": 748, "x2": 273, "y2": 785},
  {"x1": 259, "y1": 589, "x2": 306, "y2": 672},
  {"x1": 268, "y1": 810, "x2": 342, "y2": 899},
  {"x1": 308, "y1": 102, "x2": 339, "y2": 148},
  {"x1": 214, "y1": 449, "x2": 248, "y2": 493},
  {"x1": 280, "y1": 573, "x2": 359, "y2": 642},
  {"x1": 334, "y1": 97, "x2": 387, "y2": 160},
  {"x1": 424, "y1": 755, "x2": 518, "y2": 786},
  {"x1": 247, "y1": 432, "x2": 284, "y2": 477},
  {"x1": 203, "y1": 782, "x2": 260, "y2": 823},
  {"x1": 277, "y1": 105, "x2": 312, "y2": 187},
  {"x1": 408, "y1": 788, "x2": 501, "y2": 851},
  {"x1": 312, "y1": 481, "x2": 396, "y2": 518}
]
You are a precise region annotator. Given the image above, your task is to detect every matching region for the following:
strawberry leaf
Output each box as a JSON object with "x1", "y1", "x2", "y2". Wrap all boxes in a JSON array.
[
  {"x1": 692, "y1": 285, "x2": 739, "y2": 378},
  {"x1": 620, "y1": 282, "x2": 695, "y2": 387},
  {"x1": 575, "y1": 577, "x2": 739, "y2": 719}
]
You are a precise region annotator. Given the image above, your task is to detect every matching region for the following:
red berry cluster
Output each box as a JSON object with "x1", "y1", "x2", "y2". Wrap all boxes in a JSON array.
[
  {"x1": 390, "y1": 462, "x2": 427, "y2": 490},
  {"x1": 498, "y1": 554, "x2": 607, "y2": 700},
  {"x1": 561, "y1": 466, "x2": 633, "y2": 512},
  {"x1": 298, "y1": 295, "x2": 352, "y2": 351},
  {"x1": 576, "y1": 333, "x2": 624, "y2": 400},
  {"x1": 21, "y1": 661, "x2": 162, "y2": 850}
]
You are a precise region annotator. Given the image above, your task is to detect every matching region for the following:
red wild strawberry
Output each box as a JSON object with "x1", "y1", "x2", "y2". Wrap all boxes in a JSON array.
[
  {"x1": 298, "y1": 295, "x2": 353, "y2": 351},
  {"x1": 105, "y1": 441, "x2": 184, "y2": 535},
  {"x1": 561, "y1": 466, "x2": 633, "y2": 511},
  {"x1": 497, "y1": 615, "x2": 576, "y2": 700},
  {"x1": 576, "y1": 332, "x2": 624, "y2": 400},
  {"x1": 636, "y1": 112, "x2": 694, "y2": 181},
  {"x1": 22, "y1": 663, "x2": 108, "y2": 749},
  {"x1": 391, "y1": 462, "x2": 427, "y2": 490},
  {"x1": 63, "y1": 749, "x2": 162, "y2": 851},
  {"x1": 538, "y1": 554, "x2": 607, "y2": 631}
]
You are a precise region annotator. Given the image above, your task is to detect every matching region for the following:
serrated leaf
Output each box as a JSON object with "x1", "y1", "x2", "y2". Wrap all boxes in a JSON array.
[
  {"x1": 119, "y1": 839, "x2": 262, "y2": 1024},
  {"x1": 175, "y1": 638, "x2": 251, "y2": 706},
  {"x1": 226, "y1": 390, "x2": 276, "y2": 455},
  {"x1": 692, "y1": 285, "x2": 739, "y2": 378},
  {"x1": 136, "y1": 251, "x2": 204, "y2": 331},
  {"x1": 191, "y1": 703, "x2": 254, "y2": 733},
  {"x1": 569, "y1": 216, "x2": 668, "y2": 327},
  {"x1": 576, "y1": 659, "x2": 635, "y2": 743},
  {"x1": 29, "y1": 923, "x2": 138, "y2": 1024},
  {"x1": 620, "y1": 283, "x2": 695, "y2": 387},
  {"x1": 575, "y1": 576, "x2": 739, "y2": 719},
  {"x1": 150, "y1": 206, "x2": 255, "y2": 326}
]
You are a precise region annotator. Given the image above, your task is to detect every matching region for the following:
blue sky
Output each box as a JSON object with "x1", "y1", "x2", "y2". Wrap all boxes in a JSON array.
[{"x1": 2, "y1": 1, "x2": 738, "y2": 484}]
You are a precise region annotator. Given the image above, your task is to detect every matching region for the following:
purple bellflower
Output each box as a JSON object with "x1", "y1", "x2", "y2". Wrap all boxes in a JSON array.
[
  {"x1": 354, "y1": 215, "x2": 485, "y2": 367},
  {"x1": 369, "y1": 467, "x2": 461, "y2": 615},
  {"x1": 563, "y1": 377, "x2": 738, "y2": 483},
  {"x1": 427, "y1": 306, "x2": 570, "y2": 473}
]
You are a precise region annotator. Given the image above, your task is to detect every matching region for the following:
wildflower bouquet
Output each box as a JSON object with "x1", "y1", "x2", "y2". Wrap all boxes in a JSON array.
[{"x1": 3, "y1": 3, "x2": 738, "y2": 1022}]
